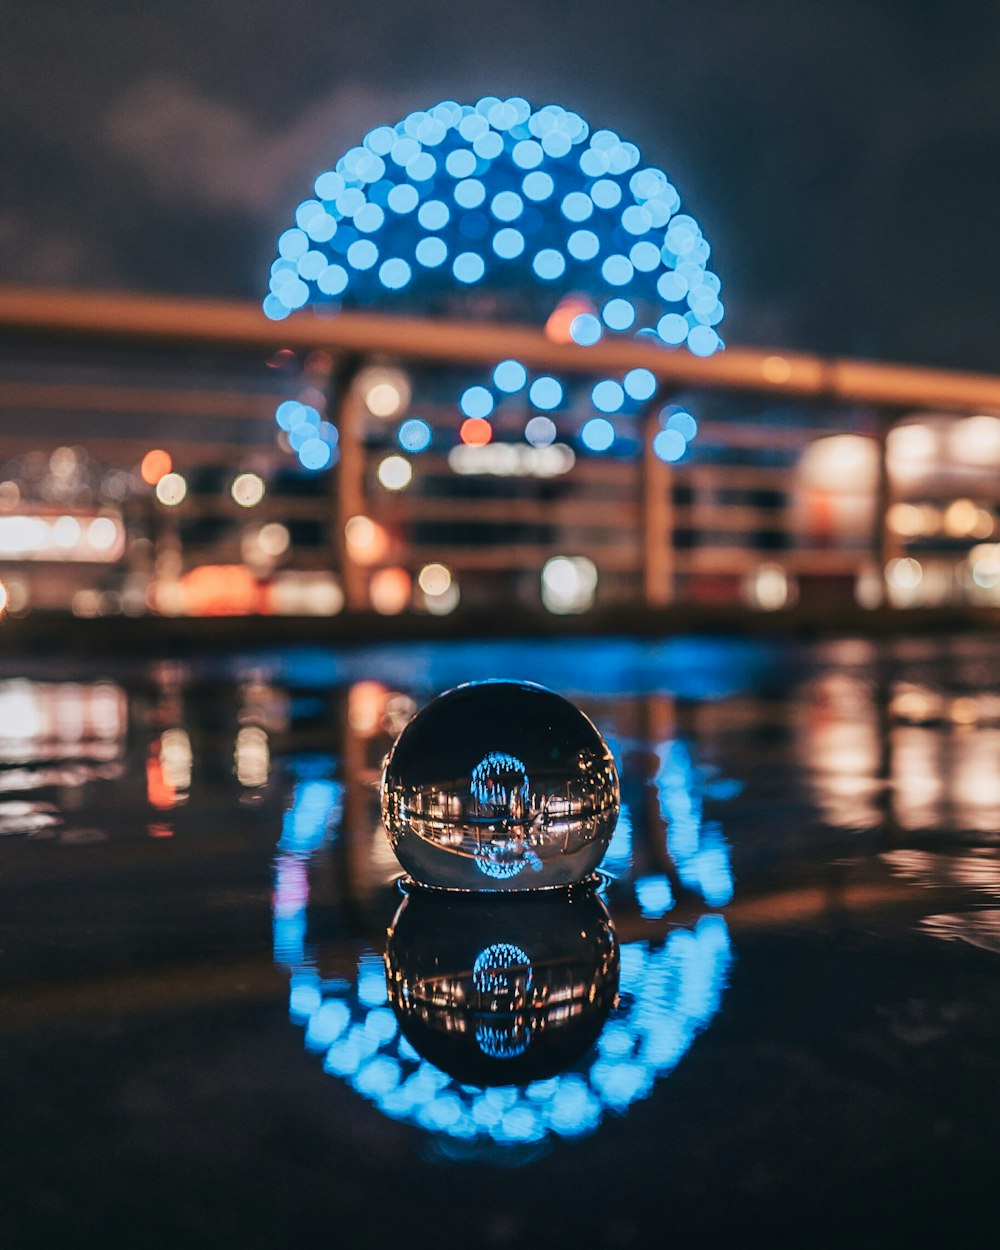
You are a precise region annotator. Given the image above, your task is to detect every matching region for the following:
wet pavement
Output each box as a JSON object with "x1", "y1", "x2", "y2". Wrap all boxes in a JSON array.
[{"x1": 2, "y1": 634, "x2": 999, "y2": 1247}]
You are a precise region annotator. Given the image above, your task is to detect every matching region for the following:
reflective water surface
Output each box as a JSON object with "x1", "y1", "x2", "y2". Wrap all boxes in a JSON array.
[{"x1": 2, "y1": 635, "x2": 1000, "y2": 1246}]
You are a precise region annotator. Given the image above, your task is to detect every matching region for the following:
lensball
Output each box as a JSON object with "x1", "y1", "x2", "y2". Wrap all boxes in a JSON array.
[{"x1": 380, "y1": 680, "x2": 620, "y2": 890}]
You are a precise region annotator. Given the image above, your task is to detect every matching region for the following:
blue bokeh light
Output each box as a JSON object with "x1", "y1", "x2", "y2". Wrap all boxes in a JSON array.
[
  {"x1": 581, "y1": 417, "x2": 616, "y2": 451},
  {"x1": 624, "y1": 368, "x2": 657, "y2": 401},
  {"x1": 453, "y1": 251, "x2": 486, "y2": 283},
  {"x1": 379, "y1": 258, "x2": 412, "y2": 290},
  {"x1": 602, "y1": 298, "x2": 635, "y2": 331},
  {"x1": 415, "y1": 236, "x2": 447, "y2": 267},
  {"x1": 532, "y1": 249, "x2": 565, "y2": 280},
  {"x1": 460, "y1": 385, "x2": 494, "y2": 419},
  {"x1": 521, "y1": 170, "x2": 554, "y2": 201},
  {"x1": 398, "y1": 418, "x2": 432, "y2": 453},
  {"x1": 653, "y1": 428, "x2": 687, "y2": 462},
  {"x1": 570, "y1": 313, "x2": 602, "y2": 346},
  {"x1": 265, "y1": 95, "x2": 725, "y2": 468},
  {"x1": 493, "y1": 228, "x2": 525, "y2": 259},
  {"x1": 529, "y1": 376, "x2": 563, "y2": 410},
  {"x1": 664, "y1": 408, "x2": 698, "y2": 441},
  {"x1": 592, "y1": 380, "x2": 625, "y2": 413},
  {"x1": 418, "y1": 200, "x2": 450, "y2": 231},
  {"x1": 494, "y1": 360, "x2": 527, "y2": 392}
]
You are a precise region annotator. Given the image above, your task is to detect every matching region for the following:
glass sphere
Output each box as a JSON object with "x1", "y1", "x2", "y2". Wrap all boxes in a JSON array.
[
  {"x1": 380, "y1": 680, "x2": 620, "y2": 890},
  {"x1": 385, "y1": 882, "x2": 619, "y2": 1084}
]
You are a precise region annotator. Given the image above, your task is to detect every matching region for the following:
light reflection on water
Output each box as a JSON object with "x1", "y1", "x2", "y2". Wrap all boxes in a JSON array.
[{"x1": 4, "y1": 636, "x2": 1000, "y2": 1156}]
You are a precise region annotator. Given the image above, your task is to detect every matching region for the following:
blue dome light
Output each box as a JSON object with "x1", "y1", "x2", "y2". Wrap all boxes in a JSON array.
[
  {"x1": 490, "y1": 191, "x2": 523, "y2": 222},
  {"x1": 354, "y1": 203, "x2": 385, "y2": 234},
  {"x1": 473, "y1": 131, "x2": 504, "y2": 161},
  {"x1": 621, "y1": 205, "x2": 651, "y2": 235},
  {"x1": 417, "y1": 116, "x2": 447, "y2": 146},
  {"x1": 602, "y1": 298, "x2": 635, "y2": 331},
  {"x1": 317, "y1": 263, "x2": 349, "y2": 295},
  {"x1": 417, "y1": 200, "x2": 450, "y2": 230},
  {"x1": 542, "y1": 130, "x2": 572, "y2": 158},
  {"x1": 492, "y1": 227, "x2": 525, "y2": 259},
  {"x1": 521, "y1": 171, "x2": 554, "y2": 201},
  {"x1": 532, "y1": 249, "x2": 565, "y2": 280},
  {"x1": 278, "y1": 229, "x2": 309, "y2": 260},
  {"x1": 581, "y1": 417, "x2": 615, "y2": 451},
  {"x1": 347, "y1": 239, "x2": 378, "y2": 270},
  {"x1": 570, "y1": 313, "x2": 602, "y2": 346},
  {"x1": 266, "y1": 96, "x2": 726, "y2": 466},
  {"x1": 275, "y1": 400, "x2": 305, "y2": 430},
  {"x1": 567, "y1": 229, "x2": 600, "y2": 262},
  {"x1": 687, "y1": 325, "x2": 721, "y2": 356},
  {"x1": 379, "y1": 258, "x2": 412, "y2": 290},
  {"x1": 454, "y1": 179, "x2": 486, "y2": 209},
  {"x1": 512, "y1": 139, "x2": 543, "y2": 169},
  {"x1": 580, "y1": 148, "x2": 609, "y2": 177},
  {"x1": 665, "y1": 408, "x2": 698, "y2": 441},
  {"x1": 299, "y1": 438, "x2": 334, "y2": 470},
  {"x1": 657, "y1": 312, "x2": 689, "y2": 345},
  {"x1": 630, "y1": 240, "x2": 661, "y2": 272},
  {"x1": 529, "y1": 376, "x2": 563, "y2": 410},
  {"x1": 314, "y1": 170, "x2": 346, "y2": 199},
  {"x1": 407, "y1": 152, "x2": 437, "y2": 182},
  {"x1": 653, "y1": 428, "x2": 686, "y2": 462},
  {"x1": 363, "y1": 127, "x2": 395, "y2": 156},
  {"x1": 279, "y1": 277, "x2": 310, "y2": 309},
  {"x1": 601, "y1": 255, "x2": 634, "y2": 286},
  {"x1": 262, "y1": 295, "x2": 290, "y2": 320},
  {"x1": 289, "y1": 422, "x2": 313, "y2": 451},
  {"x1": 592, "y1": 380, "x2": 624, "y2": 412},
  {"x1": 460, "y1": 386, "x2": 494, "y2": 418},
  {"x1": 305, "y1": 212, "x2": 337, "y2": 243},
  {"x1": 387, "y1": 183, "x2": 419, "y2": 214},
  {"x1": 335, "y1": 188, "x2": 365, "y2": 218},
  {"x1": 398, "y1": 418, "x2": 432, "y2": 452},
  {"x1": 295, "y1": 199, "x2": 323, "y2": 229},
  {"x1": 453, "y1": 251, "x2": 485, "y2": 283},
  {"x1": 493, "y1": 360, "x2": 527, "y2": 392},
  {"x1": 390, "y1": 136, "x2": 420, "y2": 166},
  {"x1": 624, "y1": 368, "x2": 657, "y2": 401},
  {"x1": 561, "y1": 192, "x2": 593, "y2": 222},
  {"x1": 657, "y1": 271, "x2": 687, "y2": 301},
  {"x1": 590, "y1": 179, "x2": 622, "y2": 210},
  {"x1": 458, "y1": 112, "x2": 488, "y2": 142},
  {"x1": 445, "y1": 148, "x2": 477, "y2": 178},
  {"x1": 296, "y1": 250, "x2": 327, "y2": 280},
  {"x1": 415, "y1": 236, "x2": 447, "y2": 267}
]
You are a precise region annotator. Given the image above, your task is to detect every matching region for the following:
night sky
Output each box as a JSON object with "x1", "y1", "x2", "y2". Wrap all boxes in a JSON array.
[{"x1": 3, "y1": 1, "x2": 999, "y2": 371}]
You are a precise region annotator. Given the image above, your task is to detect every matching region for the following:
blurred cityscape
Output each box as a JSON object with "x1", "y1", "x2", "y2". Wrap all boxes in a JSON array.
[{"x1": 1, "y1": 288, "x2": 999, "y2": 627}]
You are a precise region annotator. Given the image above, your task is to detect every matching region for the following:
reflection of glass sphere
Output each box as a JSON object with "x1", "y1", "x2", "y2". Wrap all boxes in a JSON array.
[
  {"x1": 385, "y1": 883, "x2": 619, "y2": 1085},
  {"x1": 380, "y1": 681, "x2": 620, "y2": 890}
]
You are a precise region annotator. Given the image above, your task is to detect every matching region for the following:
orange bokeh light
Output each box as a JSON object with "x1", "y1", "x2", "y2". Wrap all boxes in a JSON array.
[
  {"x1": 460, "y1": 417, "x2": 492, "y2": 447},
  {"x1": 140, "y1": 449, "x2": 173, "y2": 485},
  {"x1": 180, "y1": 565, "x2": 266, "y2": 616}
]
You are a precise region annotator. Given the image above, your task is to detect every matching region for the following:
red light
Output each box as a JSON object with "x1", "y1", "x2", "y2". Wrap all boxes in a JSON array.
[
  {"x1": 460, "y1": 418, "x2": 492, "y2": 447},
  {"x1": 140, "y1": 449, "x2": 172, "y2": 486}
]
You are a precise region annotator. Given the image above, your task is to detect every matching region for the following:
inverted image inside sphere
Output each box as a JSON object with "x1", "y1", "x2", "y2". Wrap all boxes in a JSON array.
[{"x1": 380, "y1": 681, "x2": 620, "y2": 891}]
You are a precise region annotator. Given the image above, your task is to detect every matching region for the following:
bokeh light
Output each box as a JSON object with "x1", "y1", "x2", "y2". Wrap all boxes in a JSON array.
[
  {"x1": 140, "y1": 449, "x2": 172, "y2": 486},
  {"x1": 266, "y1": 97, "x2": 725, "y2": 470},
  {"x1": 155, "y1": 473, "x2": 187, "y2": 506},
  {"x1": 377, "y1": 455, "x2": 413, "y2": 491},
  {"x1": 231, "y1": 472, "x2": 265, "y2": 508},
  {"x1": 460, "y1": 417, "x2": 492, "y2": 446}
]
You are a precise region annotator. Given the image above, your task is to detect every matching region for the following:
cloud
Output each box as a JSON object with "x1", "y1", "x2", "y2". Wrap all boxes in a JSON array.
[{"x1": 104, "y1": 76, "x2": 428, "y2": 219}]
